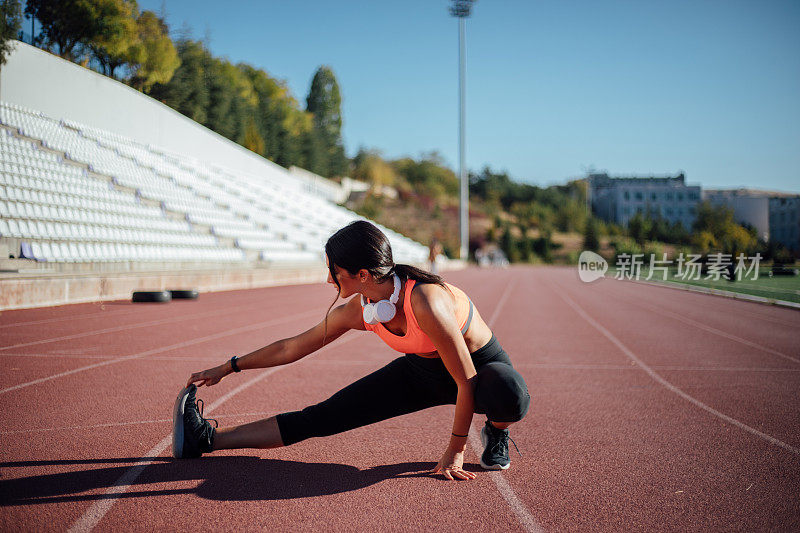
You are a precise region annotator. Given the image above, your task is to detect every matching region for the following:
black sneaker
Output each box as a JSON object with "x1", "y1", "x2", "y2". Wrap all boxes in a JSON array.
[
  {"x1": 480, "y1": 420, "x2": 520, "y2": 470},
  {"x1": 172, "y1": 385, "x2": 217, "y2": 459}
]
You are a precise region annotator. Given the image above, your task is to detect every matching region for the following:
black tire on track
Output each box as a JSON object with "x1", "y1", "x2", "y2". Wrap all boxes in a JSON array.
[
  {"x1": 169, "y1": 289, "x2": 199, "y2": 300},
  {"x1": 132, "y1": 290, "x2": 172, "y2": 303}
]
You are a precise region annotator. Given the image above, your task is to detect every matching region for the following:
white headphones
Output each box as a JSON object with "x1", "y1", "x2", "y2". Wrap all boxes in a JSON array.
[{"x1": 361, "y1": 273, "x2": 401, "y2": 324}]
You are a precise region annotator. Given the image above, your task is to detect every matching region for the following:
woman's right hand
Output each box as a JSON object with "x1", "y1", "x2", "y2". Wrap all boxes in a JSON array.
[{"x1": 186, "y1": 363, "x2": 230, "y2": 388}]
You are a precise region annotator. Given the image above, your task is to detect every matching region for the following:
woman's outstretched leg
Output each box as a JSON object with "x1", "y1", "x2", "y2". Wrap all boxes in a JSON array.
[
  {"x1": 276, "y1": 356, "x2": 439, "y2": 446},
  {"x1": 213, "y1": 416, "x2": 284, "y2": 450},
  {"x1": 174, "y1": 356, "x2": 442, "y2": 458},
  {"x1": 174, "y1": 385, "x2": 283, "y2": 458}
]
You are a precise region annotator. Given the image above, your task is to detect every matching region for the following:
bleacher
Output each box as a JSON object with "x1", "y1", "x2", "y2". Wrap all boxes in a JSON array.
[{"x1": 0, "y1": 101, "x2": 429, "y2": 269}]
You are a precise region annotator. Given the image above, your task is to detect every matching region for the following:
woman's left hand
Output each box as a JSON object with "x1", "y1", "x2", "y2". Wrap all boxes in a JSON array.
[{"x1": 431, "y1": 448, "x2": 477, "y2": 481}]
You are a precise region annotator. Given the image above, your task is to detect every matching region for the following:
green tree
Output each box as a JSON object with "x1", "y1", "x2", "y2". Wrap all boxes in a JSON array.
[
  {"x1": 692, "y1": 201, "x2": 757, "y2": 255},
  {"x1": 554, "y1": 199, "x2": 585, "y2": 232},
  {"x1": 248, "y1": 67, "x2": 313, "y2": 169},
  {"x1": 0, "y1": 0, "x2": 22, "y2": 67},
  {"x1": 665, "y1": 220, "x2": 690, "y2": 244},
  {"x1": 516, "y1": 227, "x2": 533, "y2": 262},
  {"x1": 128, "y1": 10, "x2": 179, "y2": 92},
  {"x1": 239, "y1": 64, "x2": 292, "y2": 162},
  {"x1": 279, "y1": 107, "x2": 312, "y2": 169},
  {"x1": 393, "y1": 152, "x2": 458, "y2": 200},
  {"x1": 148, "y1": 39, "x2": 209, "y2": 124},
  {"x1": 583, "y1": 217, "x2": 599, "y2": 252},
  {"x1": 691, "y1": 230, "x2": 718, "y2": 254},
  {"x1": 628, "y1": 211, "x2": 650, "y2": 246},
  {"x1": 203, "y1": 57, "x2": 241, "y2": 139},
  {"x1": 306, "y1": 65, "x2": 347, "y2": 177},
  {"x1": 646, "y1": 212, "x2": 669, "y2": 242},
  {"x1": 499, "y1": 225, "x2": 518, "y2": 262},
  {"x1": 243, "y1": 117, "x2": 265, "y2": 155},
  {"x1": 299, "y1": 125, "x2": 324, "y2": 174},
  {"x1": 86, "y1": 0, "x2": 137, "y2": 78},
  {"x1": 351, "y1": 148, "x2": 399, "y2": 187},
  {"x1": 25, "y1": 0, "x2": 126, "y2": 61}
]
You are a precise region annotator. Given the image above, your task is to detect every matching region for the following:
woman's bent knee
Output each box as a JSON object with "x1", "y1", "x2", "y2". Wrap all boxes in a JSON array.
[{"x1": 474, "y1": 362, "x2": 531, "y2": 423}]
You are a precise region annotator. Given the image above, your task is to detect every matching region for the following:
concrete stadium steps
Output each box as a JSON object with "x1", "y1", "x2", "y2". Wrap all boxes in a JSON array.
[{"x1": 0, "y1": 101, "x2": 430, "y2": 269}]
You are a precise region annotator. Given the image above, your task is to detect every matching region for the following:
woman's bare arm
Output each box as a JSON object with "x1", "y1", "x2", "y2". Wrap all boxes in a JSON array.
[
  {"x1": 186, "y1": 296, "x2": 365, "y2": 387},
  {"x1": 411, "y1": 283, "x2": 478, "y2": 480}
]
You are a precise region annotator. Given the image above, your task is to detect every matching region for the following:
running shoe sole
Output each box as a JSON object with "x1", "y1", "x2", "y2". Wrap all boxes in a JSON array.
[
  {"x1": 480, "y1": 424, "x2": 511, "y2": 470},
  {"x1": 172, "y1": 386, "x2": 192, "y2": 458}
]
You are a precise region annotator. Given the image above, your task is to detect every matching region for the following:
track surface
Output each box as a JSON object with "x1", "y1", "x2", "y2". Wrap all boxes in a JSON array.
[{"x1": 1, "y1": 266, "x2": 799, "y2": 532}]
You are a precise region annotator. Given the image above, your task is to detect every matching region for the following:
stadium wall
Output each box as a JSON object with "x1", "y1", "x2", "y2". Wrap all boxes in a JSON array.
[
  {"x1": 0, "y1": 41, "x2": 294, "y2": 185},
  {"x1": 0, "y1": 267, "x2": 328, "y2": 311}
]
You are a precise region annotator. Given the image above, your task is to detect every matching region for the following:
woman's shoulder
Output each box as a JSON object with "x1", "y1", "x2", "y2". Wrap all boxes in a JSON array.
[
  {"x1": 337, "y1": 294, "x2": 368, "y2": 330},
  {"x1": 408, "y1": 280, "x2": 456, "y2": 315}
]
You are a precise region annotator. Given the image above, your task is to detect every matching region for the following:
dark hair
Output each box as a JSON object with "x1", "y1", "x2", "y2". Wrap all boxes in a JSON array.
[
  {"x1": 325, "y1": 220, "x2": 445, "y2": 290},
  {"x1": 321, "y1": 220, "x2": 446, "y2": 348}
]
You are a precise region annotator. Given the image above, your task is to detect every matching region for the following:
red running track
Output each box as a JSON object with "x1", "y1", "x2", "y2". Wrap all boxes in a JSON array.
[{"x1": 1, "y1": 266, "x2": 799, "y2": 532}]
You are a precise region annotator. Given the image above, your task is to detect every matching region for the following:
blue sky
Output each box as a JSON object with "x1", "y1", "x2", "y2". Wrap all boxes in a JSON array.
[{"x1": 134, "y1": 0, "x2": 799, "y2": 192}]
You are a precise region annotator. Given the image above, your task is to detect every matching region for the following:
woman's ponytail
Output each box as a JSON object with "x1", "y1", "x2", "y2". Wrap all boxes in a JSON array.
[{"x1": 392, "y1": 263, "x2": 446, "y2": 287}]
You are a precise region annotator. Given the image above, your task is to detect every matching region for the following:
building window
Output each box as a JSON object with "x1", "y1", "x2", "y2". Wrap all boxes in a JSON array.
[
  {"x1": 666, "y1": 192, "x2": 673, "y2": 201},
  {"x1": 624, "y1": 191, "x2": 630, "y2": 201},
  {"x1": 651, "y1": 193, "x2": 657, "y2": 201},
  {"x1": 677, "y1": 193, "x2": 683, "y2": 201},
  {"x1": 635, "y1": 192, "x2": 643, "y2": 201}
]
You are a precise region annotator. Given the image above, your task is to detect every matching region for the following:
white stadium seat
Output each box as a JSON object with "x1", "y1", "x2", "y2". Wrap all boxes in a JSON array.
[{"x1": 0, "y1": 100, "x2": 430, "y2": 266}]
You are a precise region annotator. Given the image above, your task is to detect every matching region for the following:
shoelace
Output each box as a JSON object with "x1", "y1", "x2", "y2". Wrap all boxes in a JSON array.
[
  {"x1": 507, "y1": 435, "x2": 522, "y2": 458},
  {"x1": 195, "y1": 398, "x2": 219, "y2": 429},
  {"x1": 490, "y1": 427, "x2": 523, "y2": 458}
]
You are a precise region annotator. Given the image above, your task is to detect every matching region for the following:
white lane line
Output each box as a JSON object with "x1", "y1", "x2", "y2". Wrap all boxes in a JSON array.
[
  {"x1": 0, "y1": 307, "x2": 141, "y2": 329},
  {"x1": 638, "y1": 365, "x2": 800, "y2": 372},
  {"x1": 488, "y1": 275, "x2": 516, "y2": 325},
  {"x1": 467, "y1": 428, "x2": 544, "y2": 533},
  {"x1": 0, "y1": 309, "x2": 319, "y2": 395},
  {"x1": 0, "y1": 289, "x2": 277, "y2": 330},
  {"x1": 1, "y1": 353, "x2": 120, "y2": 360},
  {"x1": 0, "y1": 305, "x2": 246, "y2": 351},
  {"x1": 617, "y1": 279, "x2": 800, "y2": 329},
  {"x1": 598, "y1": 285, "x2": 800, "y2": 365},
  {"x1": 1, "y1": 353, "x2": 377, "y2": 364},
  {"x1": 472, "y1": 275, "x2": 544, "y2": 533},
  {"x1": 68, "y1": 333, "x2": 359, "y2": 533},
  {"x1": 0, "y1": 290, "x2": 304, "y2": 352},
  {"x1": 0, "y1": 353, "x2": 227, "y2": 362},
  {"x1": 513, "y1": 362, "x2": 800, "y2": 373},
  {"x1": 551, "y1": 281, "x2": 800, "y2": 457}
]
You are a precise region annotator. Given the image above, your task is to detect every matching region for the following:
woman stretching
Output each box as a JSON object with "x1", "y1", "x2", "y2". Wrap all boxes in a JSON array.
[{"x1": 174, "y1": 221, "x2": 530, "y2": 480}]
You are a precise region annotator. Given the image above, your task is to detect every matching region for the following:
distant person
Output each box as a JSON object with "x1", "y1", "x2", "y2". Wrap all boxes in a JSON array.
[
  {"x1": 428, "y1": 237, "x2": 442, "y2": 275},
  {"x1": 175, "y1": 221, "x2": 530, "y2": 479}
]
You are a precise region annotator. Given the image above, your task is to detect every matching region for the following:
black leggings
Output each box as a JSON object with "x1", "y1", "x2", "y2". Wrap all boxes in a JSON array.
[{"x1": 276, "y1": 336, "x2": 530, "y2": 446}]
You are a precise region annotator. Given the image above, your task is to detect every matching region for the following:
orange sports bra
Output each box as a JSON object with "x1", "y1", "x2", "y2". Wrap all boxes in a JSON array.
[{"x1": 362, "y1": 278, "x2": 474, "y2": 354}]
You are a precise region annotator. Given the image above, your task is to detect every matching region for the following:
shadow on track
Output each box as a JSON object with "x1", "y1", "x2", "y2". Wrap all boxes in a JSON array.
[{"x1": 0, "y1": 456, "x2": 478, "y2": 505}]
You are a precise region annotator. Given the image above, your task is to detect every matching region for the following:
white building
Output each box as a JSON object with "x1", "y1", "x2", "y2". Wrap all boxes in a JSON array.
[
  {"x1": 704, "y1": 189, "x2": 800, "y2": 252},
  {"x1": 589, "y1": 172, "x2": 701, "y2": 229},
  {"x1": 769, "y1": 196, "x2": 800, "y2": 253}
]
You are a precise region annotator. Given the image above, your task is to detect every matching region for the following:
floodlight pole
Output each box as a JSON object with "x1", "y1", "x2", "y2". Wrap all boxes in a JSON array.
[{"x1": 450, "y1": 1, "x2": 474, "y2": 261}]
